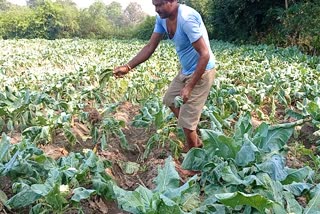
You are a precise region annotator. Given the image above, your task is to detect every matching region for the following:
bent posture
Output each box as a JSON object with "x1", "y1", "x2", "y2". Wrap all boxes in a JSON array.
[{"x1": 114, "y1": 0, "x2": 216, "y2": 152}]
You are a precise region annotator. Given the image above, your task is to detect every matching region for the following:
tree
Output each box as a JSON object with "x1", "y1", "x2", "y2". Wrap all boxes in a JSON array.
[
  {"x1": 27, "y1": 0, "x2": 45, "y2": 8},
  {"x1": 208, "y1": 0, "x2": 284, "y2": 41},
  {"x1": 122, "y1": 2, "x2": 146, "y2": 26},
  {"x1": 78, "y1": 1, "x2": 112, "y2": 38},
  {"x1": 105, "y1": 1, "x2": 122, "y2": 27},
  {"x1": 26, "y1": 0, "x2": 80, "y2": 39},
  {"x1": 32, "y1": 0, "x2": 62, "y2": 39},
  {"x1": 0, "y1": 0, "x2": 12, "y2": 11},
  {"x1": 55, "y1": 0, "x2": 80, "y2": 37},
  {"x1": 56, "y1": 0, "x2": 76, "y2": 7},
  {"x1": 134, "y1": 15, "x2": 156, "y2": 40},
  {"x1": 0, "y1": 7, "x2": 35, "y2": 38}
]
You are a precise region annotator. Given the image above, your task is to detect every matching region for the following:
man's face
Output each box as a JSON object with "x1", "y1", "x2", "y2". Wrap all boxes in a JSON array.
[{"x1": 152, "y1": 0, "x2": 174, "y2": 18}]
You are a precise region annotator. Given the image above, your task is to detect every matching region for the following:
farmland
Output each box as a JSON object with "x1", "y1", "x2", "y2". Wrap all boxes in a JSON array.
[{"x1": 0, "y1": 39, "x2": 320, "y2": 213}]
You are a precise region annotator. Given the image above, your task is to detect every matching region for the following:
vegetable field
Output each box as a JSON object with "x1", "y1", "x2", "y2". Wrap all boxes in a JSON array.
[{"x1": 1, "y1": 39, "x2": 320, "y2": 213}]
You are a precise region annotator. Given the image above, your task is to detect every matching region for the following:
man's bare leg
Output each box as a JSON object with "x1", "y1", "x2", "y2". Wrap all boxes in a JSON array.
[
  {"x1": 174, "y1": 129, "x2": 202, "y2": 178},
  {"x1": 183, "y1": 128, "x2": 203, "y2": 151},
  {"x1": 169, "y1": 106, "x2": 203, "y2": 151},
  {"x1": 168, "y1": 107, "x2": 203, "y2": 178}
]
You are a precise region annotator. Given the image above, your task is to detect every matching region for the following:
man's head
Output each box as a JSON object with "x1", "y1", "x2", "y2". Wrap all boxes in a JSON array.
[{"x1": 152, "y1": 0, "x2": 179, "y2": 19}]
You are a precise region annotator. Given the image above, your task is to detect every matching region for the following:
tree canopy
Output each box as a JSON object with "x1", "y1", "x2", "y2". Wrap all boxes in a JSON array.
[
  {"x1": 0, "y1": 0, "x2": 149, "y2": 39},
  {"x1": 186, "y1": 0, "x2": 320, "y2": 55},
  {"x1": 0, "y1": 0, "x2": 319, "y2": 54}
]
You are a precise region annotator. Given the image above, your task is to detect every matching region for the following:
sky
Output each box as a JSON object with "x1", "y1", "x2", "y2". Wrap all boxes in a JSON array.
[{"x1": 7, "y1": 0, "x2": 156, "y2": 15}]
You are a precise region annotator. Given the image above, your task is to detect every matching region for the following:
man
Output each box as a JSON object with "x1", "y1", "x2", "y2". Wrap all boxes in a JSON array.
[{"x1": 113, "y1": 0, "x2": 215, "y2": 154}]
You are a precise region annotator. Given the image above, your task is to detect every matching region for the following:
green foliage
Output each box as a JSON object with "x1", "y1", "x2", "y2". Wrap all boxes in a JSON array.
[
  {"x1": 33, "y1": 1, "x2": 66, "y2": 39},
  {"x1": 0, "y1": 138, "x2": 113, "y2": 212},
  {"x1": 116, "y1": 112, "x2": 319, "y2": 213},
  {"x1": 215, "y1": 192, "x2": 274, "y2": 212},
  {"x1": 134, "y1": 16, "x2": 156, "y2": 40},
  {"x1": 114, "y1": 157, "x2": 201, "y2": 214},
  {"x1": 105, "y1": 1, "x2": 122, "y2": 27},
  {"x1": 264, "y1": 1, "x2": 320, "y2": 55},
  {"x1": 1, "y1": 0, "x2": 320, "y2": 54},
  {"x1": 0, "y1": 7, "x2": 34, "y2": 39},
  {"x1": 181, "y1": 113, "x2": 317, "y2": 212},
  {"x1": 131, "y1": 97, "x2": 181, "y2": 159},
  {"x1": 0, "y1": 39, "x2": 319, "y2": 213},
  {"x1": 78, "y1": 1, "x2": 112, "y2": 39},
  {"x1": 0, "y1": 0, "x2": 80, "y2": 39},
  {"x1": 209, "y1": 0, "x2": 283, "y2": 41},
  {"x1": 0, "y1": 0, "x2": 149, "y2": 39},
  {"x1": 0, "y1": 0, "x2": 13, "y2": 11},
  {"x1": 55, "y1": 0, "x2": 80, "y2": 38},
  {"x1": 204, "y1": 0, "x2": 320, "y2": 54},
  {"x1": 27, "y1": 0, "x2": 45, "y2": 8}
]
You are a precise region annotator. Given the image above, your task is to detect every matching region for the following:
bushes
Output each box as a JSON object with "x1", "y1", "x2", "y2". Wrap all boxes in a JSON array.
[
  {"x1": 265, "y1": 2, "x2": 320, "y2": 55},
  {"x1": 0, "y1": 0, "x2": 319, "y2": 55},
  {"x1": 133, "y1": 16, "x2": 156, "y2": 40},
  {"x1": 0, "y1": 1, "x2": 80, "y2": 39},
  {"x1": 208, "y1": 0, "x2": 283, "y2": 42},
  {"x1": 0, "y1": 8, "x2": 35, "y2": 39},
  {"x1": 0, "y1": 0, "x2": 149, "y2": 40},
  {"x1": 206, "y1": 0, "x2": 320, "y2": 55}
]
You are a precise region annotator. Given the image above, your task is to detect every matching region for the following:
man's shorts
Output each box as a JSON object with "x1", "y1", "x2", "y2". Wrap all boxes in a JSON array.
[{"x1": 163, "y1": 68, "x2": 216, "y2": 130}]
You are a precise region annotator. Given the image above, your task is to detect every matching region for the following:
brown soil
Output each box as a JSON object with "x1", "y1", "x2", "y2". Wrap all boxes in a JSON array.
[
  {"x1": 0, "y1": 177, "x2": 13, "y2": 199},
  {"x1": 65, "y1": 197, "x2": 128, "y2": 214},
  {"x1": 252, "y1": 99, "x2": 287, "y2": 124},
  {"x1": 297, "y1": 122, "x2": 319, "y2": 149},
  {"x1": 286, "y1": 122, "x2": 320, "y2": 171},
  {"x1": 98, "y1": 101, "x2": 169, "y2": 190}
]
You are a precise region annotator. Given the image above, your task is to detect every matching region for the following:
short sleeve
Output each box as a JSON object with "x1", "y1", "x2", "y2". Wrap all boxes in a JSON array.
[
  {"x1": 153, "y1": 15, "x2": 166, "y2": 34},
  {"x1": 182, "y1": 16, "x2": 202, "y2": 43}
]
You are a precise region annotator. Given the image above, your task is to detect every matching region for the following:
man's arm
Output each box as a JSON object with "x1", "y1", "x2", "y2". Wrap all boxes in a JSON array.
[
  {"x1": 180, "y1": 36, "x2": 210, "y2": 102},
  {"x1": 113, "y1": 32, "x2": 163, "y2": 77},
  {"x1": 128, "y1": 32, "x2": 163, "y2": 68}
]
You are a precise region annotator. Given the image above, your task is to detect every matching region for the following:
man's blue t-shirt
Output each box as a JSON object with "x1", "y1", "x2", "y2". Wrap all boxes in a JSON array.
[{"x1": 153, "y1": 4, "x2": 215, "y2": 75}]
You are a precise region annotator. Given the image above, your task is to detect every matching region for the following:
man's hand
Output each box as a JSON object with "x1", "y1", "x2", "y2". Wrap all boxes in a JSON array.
[
  {"x1": 180, "y1": 85, "x2": 192, "y2": 103},
  {"x1": 113, "y1": 65, "x2": 130, "y2": 78}
]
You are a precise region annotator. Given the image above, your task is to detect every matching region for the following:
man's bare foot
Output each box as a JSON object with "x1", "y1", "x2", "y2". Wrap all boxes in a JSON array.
[
  {"x1": 174, "y1": 160, "x2": 200, "y2": 182},
  {"x1": 182, "y1": 144, "x2": 191, "y2": 153},
  {"x1": 196, "y1": 137, "x2": 203, "y2": 148},
  {"x1": 182, "y1": 137, "x2": 203, "y2": 153}
]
